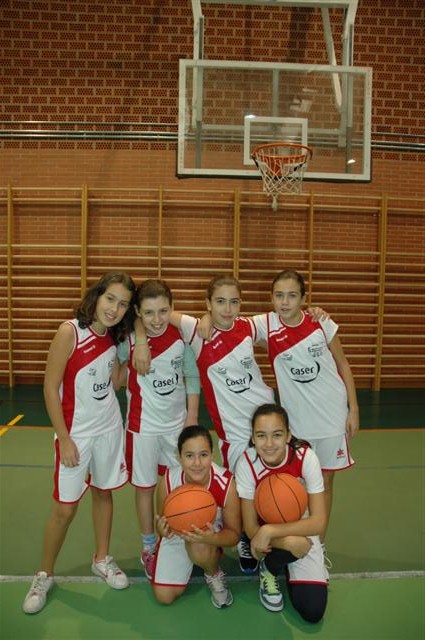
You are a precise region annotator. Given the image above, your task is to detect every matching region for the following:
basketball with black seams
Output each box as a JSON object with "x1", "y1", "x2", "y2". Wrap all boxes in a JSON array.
[
  {"x1": 254, "y1": 473, "x2": 308, "y2": 524},
  {"x1": 163, "y1": 484, "x2": 217, "y2": 533}
]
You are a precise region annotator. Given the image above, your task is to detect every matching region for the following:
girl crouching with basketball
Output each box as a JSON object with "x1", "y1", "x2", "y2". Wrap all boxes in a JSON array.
[
  {"x1": 235, "y1": 403, "x2": 328, "y2": 623},
  {"x1": 151, "y1": 426, "x2": 241, "y2": 609}
]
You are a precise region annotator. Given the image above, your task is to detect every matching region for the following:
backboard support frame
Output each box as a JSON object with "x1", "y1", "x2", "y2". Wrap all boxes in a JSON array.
[{"x1": 191, "y1": 0, "x2": 360, "y2": 113}]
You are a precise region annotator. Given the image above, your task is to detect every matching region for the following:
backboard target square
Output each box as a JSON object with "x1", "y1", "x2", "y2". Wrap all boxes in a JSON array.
[{"x1": 243, "y1": 116, "x2": 308, "y2": 166}]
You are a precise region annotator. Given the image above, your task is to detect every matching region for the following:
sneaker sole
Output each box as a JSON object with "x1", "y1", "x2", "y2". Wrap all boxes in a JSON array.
[
  {"x1": 211, "y1": 593, "x2": 234, "y2": 609},
  {"x1": 259, "y1": 590, "x2": 284, "y2": 612},
  {"x1": 23, "y1": 599, "x2": 48, "y2": 615},
  {"x1": 91, "y1": 567, "x2": 129, "y2": 590},
  {"x1": 140, "y1": 558, "x2": 153, "y2": 580}
]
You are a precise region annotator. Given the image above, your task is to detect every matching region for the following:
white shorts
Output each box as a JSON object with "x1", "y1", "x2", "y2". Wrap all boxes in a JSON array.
[
  {"x1": 307, "y1": 434, "x2": 355, "y2": 472},
  {"x1": 152, "y1": 517, "x2": 224, "y2": 587},
  {"x1": 53, "y1": 428, "x2": 127, "y2": 504},
  {"x1": 125, "y1": 429, "x2": 181, "y2": 488},
  {"x1": 218, "y1": 438, "x2": 249, "y2": 473},
  {"x1": 152, "y1": 534, "x2": 193, "y2": 587},
  {"x1": 287, "y1": 536, "x2": 329, "y2": 585}
]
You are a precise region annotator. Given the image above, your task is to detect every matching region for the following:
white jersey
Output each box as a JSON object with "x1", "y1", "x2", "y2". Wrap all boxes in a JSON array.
[
  {"x1": 60, "y1": 319, "x2": 122, "y2": 438},
  {"x1": 236, "y1": 444, "x2": 329, "y2": 587},
  {"x1": 253, "y1": 312, "x2": 348, "y2": 439},
  {"x1": 165, "y1": 461, "x2": 234, "y2": 531},
  {"x1": 125, "y1": 326, "x2": 187, "y2": 436},
  {"x1": 235, "y1": 444, "x2": 324, "y2": 505},
  {"x1": 180, "y1": 314, "x2": 274, "y2": 446}
]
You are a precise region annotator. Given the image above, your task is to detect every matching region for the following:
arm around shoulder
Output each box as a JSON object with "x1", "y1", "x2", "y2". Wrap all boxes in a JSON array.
[
  {"x1": 183, "y1": 344, "x2": 200, "y2": 426},
  {"x1": 132, "y1": 317, "x2": 151, "y2": 375}
]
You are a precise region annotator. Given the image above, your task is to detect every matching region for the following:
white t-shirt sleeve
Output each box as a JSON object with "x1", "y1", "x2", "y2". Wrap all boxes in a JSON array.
[
  {"x1": 179, "y1": 314, "x2": 198, "y2": 343},
  {"x1": 318, "y1": 317, "x2": 339, "y2": 345},
  {"x1": 251, "y1": 314, "x2": 268, "y2": 343},
  {"x1": 301, "y1": 448, "x2": 325, "y2": 494},
  {"x1": 235, "y1": 454, "x2": 256, "y2": 500}
]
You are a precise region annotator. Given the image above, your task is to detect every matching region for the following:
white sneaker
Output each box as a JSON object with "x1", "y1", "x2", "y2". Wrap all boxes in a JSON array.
[
  {"x1": 22, "y1": 571, "x2": 54, "y2": 614},
  {"x1": 91, "y1": 555, "x2": 129, "y2": 589},
  {"x1": 259, "y1": 560, "x2": 283, "y2": 612},
  {"x1": 204, "y1": 569, "x2": 233, "y2": 609}
]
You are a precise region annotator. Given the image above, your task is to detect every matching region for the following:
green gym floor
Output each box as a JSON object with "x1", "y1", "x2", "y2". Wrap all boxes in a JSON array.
[{"x1": 1, "y1": 386, "x2": 424, "y2": 640}]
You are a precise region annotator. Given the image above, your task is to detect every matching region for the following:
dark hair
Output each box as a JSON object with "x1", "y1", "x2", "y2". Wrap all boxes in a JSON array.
[
  {"x1": 75, "y1": 271, "x2": 136, "y2": 344},
  {"x1": 177, "y1": 425, "x2": 213, "y2": 454},
  {"x1": 206, "y1": 274, "x2": 241, "y2": 300},
  {"x1": 271, "y1": 270, "x2": 306, "y2": 298},
  {"x1": 135, "y1": 279, "x2": 173, "y2": 308},
  {"x1": 250, "y1": 403, "x2": 310, "y2": 461},
  {"x1": 252, "y1": 403, "x2": 290, "y2": 431}
]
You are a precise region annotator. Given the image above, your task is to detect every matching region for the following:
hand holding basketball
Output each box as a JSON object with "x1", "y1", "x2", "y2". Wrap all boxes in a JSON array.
[
  {"x1": 156, "y1": 513, "x2": 173, "y2": 539},
  {"x1": 178, "y1": 521, "x2": 216, "y2": 544},
  {"x1": 163, "y1": 484, "x2": 217, "y2": 534}
]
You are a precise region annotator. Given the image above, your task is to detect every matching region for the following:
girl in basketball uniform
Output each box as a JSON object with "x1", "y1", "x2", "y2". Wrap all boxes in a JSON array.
[
  {"x1": 23, "y1": 272, "x2": 136, "y2": 615},
  {"x1": 179, "y1": 275, "x2": 276, "y2": 472},
  {"x1": 235, "y1": 403, "x2": 328, "y2": 623},
  {"x1": 135, "y1": 275, "x2": 274, "y2": 473},
  {"x1": 251, "y1": 270, "x2": 358, "y2": 538},
  {"x1": 152, "y1": 425, "x2": 240, "y2": 609},
  {"x1": 113, "y1": 279, "x2": 200, "y2": 580}
]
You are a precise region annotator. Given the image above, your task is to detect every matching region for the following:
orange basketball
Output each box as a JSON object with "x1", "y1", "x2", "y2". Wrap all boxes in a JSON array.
[
  {"x1": 254, "y1": 473, "x2": 308, "y2": 524},
  {"x1": 163, "y1": 484, "x2": 217, "y2": 534}
]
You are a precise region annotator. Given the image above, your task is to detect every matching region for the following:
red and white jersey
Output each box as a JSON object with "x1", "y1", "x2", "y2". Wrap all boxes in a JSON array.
[
  {"x1": 60, "y1": 319, "x2": 122, "y2": 438},
  {"x1": 165, "y1": 461, "x2": 234, "y2": 529},
  {"x1": 253, "y1": 312, "x2": 348, "y2": 439},
  {"x1": 126, "y1": 326, "x2": 187, "y2": 436},
  {"x1": 180, "y1": 314, "x2": 274, "y2": 445},
  {"x1": 235, "y1": 444, "x2": 324, "y2": 505}
]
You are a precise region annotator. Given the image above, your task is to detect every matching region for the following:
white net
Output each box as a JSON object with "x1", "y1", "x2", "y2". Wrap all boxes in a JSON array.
[{"x1": 252, "y1": 143, "x2": 312, "y2": 209}]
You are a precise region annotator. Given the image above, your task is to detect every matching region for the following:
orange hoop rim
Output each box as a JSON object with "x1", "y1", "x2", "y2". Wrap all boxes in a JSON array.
[{"x1": 252, "y1": 141, "x2": 313, "y2": 164}]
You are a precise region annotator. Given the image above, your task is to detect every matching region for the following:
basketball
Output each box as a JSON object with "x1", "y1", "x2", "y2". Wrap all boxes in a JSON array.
[
  {"x1": 254, "y1": 473, "x2": 308, "y2": 524},
  {"x1": 163, "y1": 484, "x2": 217, "y2": 534}
]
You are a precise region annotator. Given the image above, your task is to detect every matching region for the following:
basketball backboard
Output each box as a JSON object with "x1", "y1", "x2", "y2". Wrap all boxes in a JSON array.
[{"x1": 178, "y1": 59, "x2": 372, "y2": 182}]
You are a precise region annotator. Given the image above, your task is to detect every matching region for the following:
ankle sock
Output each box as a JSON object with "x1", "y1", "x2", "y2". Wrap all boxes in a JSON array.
[{"x1": 142, "y1": 533, "x2": 157, "y2": 553}]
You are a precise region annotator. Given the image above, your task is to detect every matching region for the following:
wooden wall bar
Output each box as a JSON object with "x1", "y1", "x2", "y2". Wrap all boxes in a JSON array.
[{"x1": 0, "y1": 186, "x2": 423, "y2": 389}]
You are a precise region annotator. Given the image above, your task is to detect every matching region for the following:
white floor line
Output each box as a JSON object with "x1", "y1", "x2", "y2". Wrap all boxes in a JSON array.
[{"x1": 1, "y1": 570, "x2": 424, "y2": 584}]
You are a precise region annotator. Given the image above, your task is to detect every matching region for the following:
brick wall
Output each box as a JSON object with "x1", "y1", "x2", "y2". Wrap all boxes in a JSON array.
[
  {"x1": 2, "y1": 1, "x2": 423, "y2": 128},
  {"x1": 1, "y1": 0, "x2": 424, "y2": 191},
  {"x1": 1, "y1": 1, "x2": 424, "y2": 388}
]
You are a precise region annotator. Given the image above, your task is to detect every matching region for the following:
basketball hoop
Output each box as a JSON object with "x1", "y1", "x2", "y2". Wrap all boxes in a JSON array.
[{"x1": 251, "y1": 142, "x2": 313, "y2": 211}]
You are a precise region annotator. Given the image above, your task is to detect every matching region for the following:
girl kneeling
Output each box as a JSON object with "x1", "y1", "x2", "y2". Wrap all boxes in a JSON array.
[
  {"x1": 152, "y1": 425, "x2": 241, "y2": 609},
  {"x1": 235, "y1": 403, "x2": 328, "y2": 623}
]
